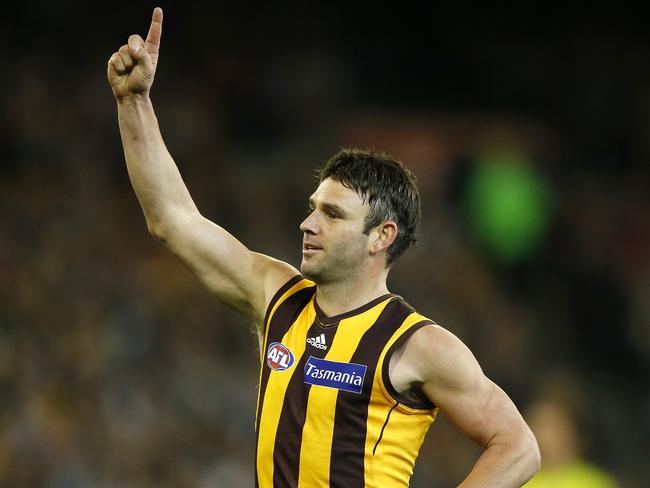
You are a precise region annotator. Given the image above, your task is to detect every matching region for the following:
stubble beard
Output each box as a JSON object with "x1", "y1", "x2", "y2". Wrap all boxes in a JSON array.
[
  {"x1": 300, "y1": 256, "x2": 328, "y2": 284},
  {"x1": 301, "y1": 250, "x2": 357, "y2": 286},
  {"x1": 301, "y1": 233, "x2": 368, "y2": 284}
]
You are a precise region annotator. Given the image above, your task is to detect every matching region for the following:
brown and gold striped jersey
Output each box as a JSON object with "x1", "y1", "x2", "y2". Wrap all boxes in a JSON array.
[{"x1": 255, "y1": 275, "x2": 438, "y2": 488}]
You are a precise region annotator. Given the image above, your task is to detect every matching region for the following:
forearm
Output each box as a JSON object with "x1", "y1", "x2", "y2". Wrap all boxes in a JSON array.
[
  {"x1": 117, "y1": 94, "x2": 198, "y2": 231},
  {"x1": 458, "y1": 436, "x2": 540, "y2": 488}
]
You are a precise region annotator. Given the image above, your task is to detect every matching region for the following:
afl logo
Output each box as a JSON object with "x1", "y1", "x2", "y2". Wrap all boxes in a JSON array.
[{"x1": 266, "y1": 342, "x2": 295, "y2": 371}]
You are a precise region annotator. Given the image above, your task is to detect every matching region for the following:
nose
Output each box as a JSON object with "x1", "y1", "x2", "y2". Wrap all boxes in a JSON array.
[{"x1": 300, "y1": 211, "x2": 319, "y2": 235}]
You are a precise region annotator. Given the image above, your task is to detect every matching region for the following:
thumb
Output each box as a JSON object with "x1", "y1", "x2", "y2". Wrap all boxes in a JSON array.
[{"x1": 128, "y1": 34, "x2": 154, "y2": 73}]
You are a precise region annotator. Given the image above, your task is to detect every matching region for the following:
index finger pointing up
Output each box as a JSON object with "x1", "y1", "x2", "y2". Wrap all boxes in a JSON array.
[{"x1": 145, "y1": 7, "x2": 163, "y2": 62}]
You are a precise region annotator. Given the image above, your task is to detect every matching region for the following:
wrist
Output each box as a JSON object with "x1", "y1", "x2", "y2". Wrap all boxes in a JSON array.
[{"x1": 115, "y1": 92, "x2": 152, "y2": 107}]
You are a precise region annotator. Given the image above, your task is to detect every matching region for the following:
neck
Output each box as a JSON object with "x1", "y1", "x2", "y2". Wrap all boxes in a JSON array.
[{"x1": 314, "y1": 269, "x2": 390, "y2": 317}]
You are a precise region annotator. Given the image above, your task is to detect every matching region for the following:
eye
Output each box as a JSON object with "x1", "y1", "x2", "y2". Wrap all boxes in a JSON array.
[{"x1": 327, "y1": 212, "x2": 339, "y2": 219}]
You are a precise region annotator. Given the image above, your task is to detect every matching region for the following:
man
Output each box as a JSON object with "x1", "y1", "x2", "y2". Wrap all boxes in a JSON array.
[{"x1": 107, "y1": 7, "x2": 540, "y2": 487}]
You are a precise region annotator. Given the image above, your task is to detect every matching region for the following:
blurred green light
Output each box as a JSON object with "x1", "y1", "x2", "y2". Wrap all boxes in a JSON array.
[{"x1": 464, "y1": 152, "x2": 553, "y2": 263}]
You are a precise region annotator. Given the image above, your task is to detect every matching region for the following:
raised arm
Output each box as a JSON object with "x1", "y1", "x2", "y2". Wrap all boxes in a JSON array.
[
  {"x1": 107, "y1": 8, "x2": 298, "y2": 323},
  {"x1": 392, "y1": 324, "x2": 541, "y2": 487}
]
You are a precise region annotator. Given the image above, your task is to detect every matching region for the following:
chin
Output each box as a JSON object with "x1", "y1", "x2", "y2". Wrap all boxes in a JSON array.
[
  {"x1": 300, "y1": 263, "x2": 316, "y2": 280},
  {"x1": 300, "y1": 262, "x2": 323, "y2": 283}
]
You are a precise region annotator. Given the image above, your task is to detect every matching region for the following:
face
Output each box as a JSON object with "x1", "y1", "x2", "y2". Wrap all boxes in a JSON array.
[{"x1": 299, "y1": 178, "x2": 371, "y2": 284}]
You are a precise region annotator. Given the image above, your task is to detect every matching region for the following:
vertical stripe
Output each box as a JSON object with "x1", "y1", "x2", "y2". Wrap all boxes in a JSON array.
[
  {"x1": 272, "y1": 319, "x2": 341, "y2": 487},
  {"x1": 256, "y1": 280, "x2": 315, "y2": 428},
  {"x1": 328, "y1": 298, "x2": 414, "y2": 488},
  {"x1": 298, "y1": 298, "x2": 394, "y2": 487},
  {"x1": 363, "y1": 314, "x2": 437, "y2": 487},
  {"x1": 255, "y1": 280, "x2": 315, "y2": 488},
  {"x1": 256, "y1": 277, "x2": 312, "y2": 429}
]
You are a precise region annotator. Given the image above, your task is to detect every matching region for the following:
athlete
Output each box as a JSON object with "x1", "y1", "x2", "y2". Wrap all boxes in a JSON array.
[{"x1": 108, "y1": 8, "x2": 540, "y2": 487}]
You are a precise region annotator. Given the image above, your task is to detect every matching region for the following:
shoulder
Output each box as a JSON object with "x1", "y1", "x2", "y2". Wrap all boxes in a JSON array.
[
  {"x1": 252, "y1": 253, "x2": 302, "y2": 298},
  {"x1": 399, "y1": 322, "x2": 472, "y2": 362},
  {"x1": 392, "y1": 322, "x2": 483, "y2": 392}
]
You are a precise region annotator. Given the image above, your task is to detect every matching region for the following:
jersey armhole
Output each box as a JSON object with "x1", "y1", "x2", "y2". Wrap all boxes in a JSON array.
[
  {"x1": 262, "y1": 274, "x2": 304, "y2": 332},
  {"x1": 381, "y1": 320, "x2": 437, "y2": 410}
]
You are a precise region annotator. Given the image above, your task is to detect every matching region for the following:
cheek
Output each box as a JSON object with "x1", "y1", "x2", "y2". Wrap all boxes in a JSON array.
[{"x1": 332, "y1": 229, "x2": 368, "y2": 256}]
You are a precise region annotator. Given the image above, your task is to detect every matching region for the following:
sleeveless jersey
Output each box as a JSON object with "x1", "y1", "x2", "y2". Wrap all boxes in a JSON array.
[{"x1": 255, "y1": 275, "x2": 438, "y2": 487}]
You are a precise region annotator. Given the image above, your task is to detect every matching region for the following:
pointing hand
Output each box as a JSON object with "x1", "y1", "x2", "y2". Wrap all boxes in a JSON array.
[{"x1": 107, "y1": 7, "x2": 163, "y2": 99}]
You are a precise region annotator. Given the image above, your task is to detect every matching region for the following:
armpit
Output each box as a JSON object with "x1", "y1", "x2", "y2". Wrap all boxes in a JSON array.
[{"x1": 383, "y1": 320, "x2": 437, "y2": 410}]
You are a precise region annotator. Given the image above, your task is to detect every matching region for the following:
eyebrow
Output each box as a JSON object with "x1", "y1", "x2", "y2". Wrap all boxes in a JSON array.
[{"x1": 308, "y1": 198, "x2": 348, "y2": 216}]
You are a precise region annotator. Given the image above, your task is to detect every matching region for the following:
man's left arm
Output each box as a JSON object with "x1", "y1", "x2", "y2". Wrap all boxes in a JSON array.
[{"x1": 395, "y1": 324, "x2": 540, "y2": 487}]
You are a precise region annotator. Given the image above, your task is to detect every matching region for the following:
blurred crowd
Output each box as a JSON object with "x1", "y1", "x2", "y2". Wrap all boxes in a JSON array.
[{"x1": 2, "y1": 3, "x2": 649, "y2": 487}]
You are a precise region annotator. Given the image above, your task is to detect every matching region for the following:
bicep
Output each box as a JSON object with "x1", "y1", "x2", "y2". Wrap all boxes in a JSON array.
[
  {"x1": 415, "y1": 327, "x2": 528, "y2": 447},
  {"x1": 156, "y1": 210, "x2": 299, "y2": 321}
]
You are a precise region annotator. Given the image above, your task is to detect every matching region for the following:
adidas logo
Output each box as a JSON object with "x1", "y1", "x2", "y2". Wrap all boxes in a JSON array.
[{"x1": 307, "y1": 333, "x2": 328, "y2": 350}]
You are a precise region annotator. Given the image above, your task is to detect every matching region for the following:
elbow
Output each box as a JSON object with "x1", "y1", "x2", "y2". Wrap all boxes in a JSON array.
[
  {"x1": 521, "y1": 429, "x2": 542, "y2": 479},
  {"x1": 497, "y1": 427, "x2": 541, "y2": 483},
  {"x1": 147, "y1": 220, "x2": 168, "y2": 243},
  {"x1": 145, "y1": 209, "x2": 187, "y2": 243},
  {"x1": 146, "y1": 209, "x2": 197, "y2": 245},
  {"x1": 529, "y1": 445, "x2": 542, "y2": 478}
]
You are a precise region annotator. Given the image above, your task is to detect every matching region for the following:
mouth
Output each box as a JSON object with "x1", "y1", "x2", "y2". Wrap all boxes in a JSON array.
[{"x1": 303, "y1": 243, "x2": 323, "y2": 255}]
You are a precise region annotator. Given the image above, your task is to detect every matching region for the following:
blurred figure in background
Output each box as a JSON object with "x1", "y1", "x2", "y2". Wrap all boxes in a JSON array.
[{"x1": 524, "y1": 396, "x2": 619, "y2": 488}]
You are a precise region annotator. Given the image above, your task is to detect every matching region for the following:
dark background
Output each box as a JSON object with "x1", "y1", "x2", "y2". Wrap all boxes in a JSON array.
[{"x1": 1, "y1": 2, "x2": 648, "y2": 486}]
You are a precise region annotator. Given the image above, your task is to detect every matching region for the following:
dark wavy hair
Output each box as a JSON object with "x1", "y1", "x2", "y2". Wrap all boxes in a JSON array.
[{"x1": 318, "y1": 148, "x2": 421, "y2": 266}]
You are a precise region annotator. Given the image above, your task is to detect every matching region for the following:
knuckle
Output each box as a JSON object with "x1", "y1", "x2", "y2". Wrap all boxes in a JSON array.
[{"x1": 118, "y1": 52, "x2": 133, "y2": 66}]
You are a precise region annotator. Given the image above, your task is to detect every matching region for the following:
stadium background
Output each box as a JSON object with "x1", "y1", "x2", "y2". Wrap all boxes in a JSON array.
[{"x1": 1, "y1": 2, "x2": 648, "y2": 486}]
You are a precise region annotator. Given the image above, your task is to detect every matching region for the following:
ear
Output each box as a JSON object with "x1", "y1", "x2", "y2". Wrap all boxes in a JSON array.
[{"x1": 369, "y1": 221, "x2": 398, "y2": 256}]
